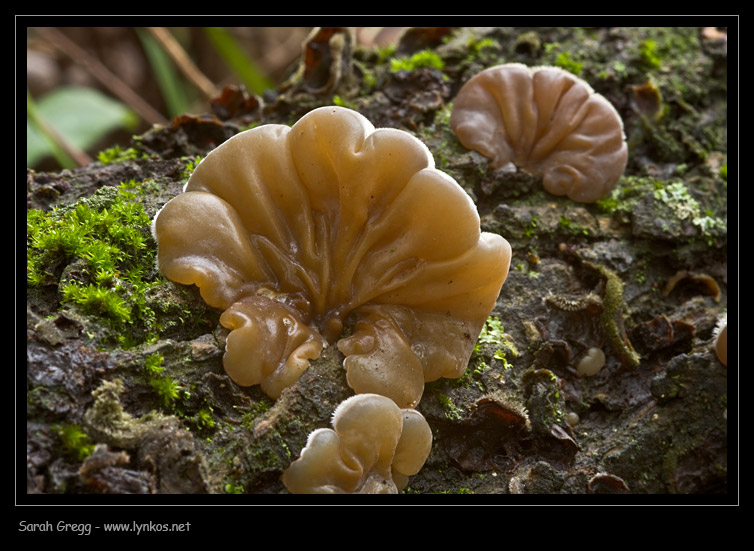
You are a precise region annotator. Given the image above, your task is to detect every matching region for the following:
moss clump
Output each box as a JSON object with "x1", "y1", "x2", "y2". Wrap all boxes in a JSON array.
[
  {"x1": 585, "y1": 262, "x2": 641, "y2": 370},
  {"x1": 96, "y1": 145, "x2": 146, "y2": 165},
  {"x1": 144, "y1": 353, "x2": 185, "y2": 409},
  {"x1": 390, "y1": 49, "x2": 444, "y2": 72},
  {"x1": 595, "y1": 176, "x2": 674, "y2": 217},
  {"x1": 523, "y1": 369, "x2": 566, "y2": 434},
  {"x1": 553, "y1": 51, "x2": 584, "y2": 75},
  {"x1": 451, "y1": 315, "x2": 518, "y2": 390},
  {"x1": 639, "y1": 39, "x2": 663, "y2": 69},
  {"x1": 179, "y1": 155, "x2": 203, "y2": 181},
  {"x1": 652, "y1": 181, "x2": 727, "y2": 246},
  {"x1": 473, "y1": 316, "x2": 518, "y2": 358},
  {"x1": 541, "y1": 40, "x2": 587, "y2": 76},
  {"x1": 436, "y1": 392, "x2": 464, "y2": 421},
  {"x1": 224, "y1": 482, "x2": 245, "y2": 494},
  {"x1": 55, "y1": 423, "x2": 95, "y2": 461},
  {"x1": 27, "y1": 183, "x2": 163, "y2": 347},
  {"x1": 558, "y1": 215, "x2": 590, "y2": 237},
  {"x1": 194, "y1": 408, "x2": 216, "y2": 431}
]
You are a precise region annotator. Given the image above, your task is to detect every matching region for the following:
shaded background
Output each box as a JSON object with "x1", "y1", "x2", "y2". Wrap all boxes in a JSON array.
[{"x1": 26, "y1": 26, "x2": 409, "y2": 172}]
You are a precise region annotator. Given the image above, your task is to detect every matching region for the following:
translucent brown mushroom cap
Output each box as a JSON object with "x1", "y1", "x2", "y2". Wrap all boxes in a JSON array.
[
  {"x1": 281, "y1": 393, "x2": 433, "y2": 494},
  {"x1": 450, "y1": 63, "x2": 628, "y2": 203},
  {"x1": 152, "y1": 106, "x2": 512, "y2": 407}
]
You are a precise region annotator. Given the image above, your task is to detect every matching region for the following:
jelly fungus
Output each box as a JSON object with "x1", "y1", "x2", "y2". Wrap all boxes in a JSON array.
[
  {"x1": 153, "y1": 106, "x2": 511, "y2": 407},
  {"x1": 450, "y1": 63, "x2": 628, "y2": 203}
]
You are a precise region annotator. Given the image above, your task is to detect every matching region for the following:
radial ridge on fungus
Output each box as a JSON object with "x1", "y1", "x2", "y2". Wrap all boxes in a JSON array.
[{"x1": 152, "y1": 106, "x2": 512, "y2": 407}]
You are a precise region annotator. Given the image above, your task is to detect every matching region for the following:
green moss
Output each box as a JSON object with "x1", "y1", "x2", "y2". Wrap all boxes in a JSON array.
[
  {"x1": 60, "y1": 283, "x2": 132, "y2": 323},
  {"x1": 474, "y1": 316, "x2": 518, "y2": 357},
  {"x1": 523, "y1": 368, "x2": 566, "y2": 432},
  {"x1": 463, "y1": 35, "x2": 501, "y2": 64},
  {"x1": 493, "y1": 349, "x2": 514, "y2": 370},
  {"x1": 437, "y1": 393, "x2": 464, "y2": 421},
  {"x1": 653, "y1": 181, "x2": 727, "y2": 245},
  {"x1": 469, "y1": 37, "x2": 497, "y2": 54},
  {"x1": 595, "y1": 176, "x2": 659, "y2": 216},
  {"x1": 639, "y1": 39, "x2": 663, "y2": 69},
  {"x1": 554, "y1": 51, "x2": 583, "y2": 75},
  {"x1": 179, "y1": 155, "x2": 203, "y2": 181},
  {"x1": 558, "y1": 215, "x2": 590, "y2": 237},
  {"x1": 27, "y1": 184, "x2": 165, "y2": 347},
  {"x1": 224, "y1": 482, "x2": 245, "y2": 494},
  {"x1": 476, "y1": 316, "x2": 504, "y2": 347},
  {"x1": 586, "y1": 262, "x2": 641, "y2": 370},
  {"x1": 390, "y1": 49, "x2": 444, "y2": 72},
  {"x1": 142, "y1": 353, "x2": 184, "y2": 409},
  {"x1": 612, "y1": 60, "x2": 627, "y2": 76},
  {"x1": 332, "y1": 95, "x2": 349, "y2": 108},
  {"x1": 457, "y1": 315, "x2": 515, "y2": 391},
  {"x1": 96, "y1": 145, "x2": 145, "y2": 165},
  {"x1": 542, "y1": 41, "x2": 588, "y2": 76},
  {"x1": 375, "y1": 44, "x2": 396, "y2": 64},
  {"x1": 55, "y1": 423, "x2": 95, "y2": 461},
  {"x1": 151, "y1": 376, "x2": 183, "y2": 408},
  {"x1": 249, "y1": 434, "x2": 292, "y2": 470},
  {"x1": 144, "y1": 352, "x2": 165, "y2": 375},
  {"x1": 194, "y1": 408, "x2": 216, "y2": 430},
  {"x1": 240, "y1": 399, "x2": 273, "y2": 430},
  {"x1": 523, "y1": 216, "x2": 538, "y2": 238}
]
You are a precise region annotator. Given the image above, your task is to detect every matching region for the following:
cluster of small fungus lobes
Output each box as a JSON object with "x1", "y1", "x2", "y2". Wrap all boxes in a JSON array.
[{"x1": 152, "y1": 63, "x2": 629, "y2": 494}]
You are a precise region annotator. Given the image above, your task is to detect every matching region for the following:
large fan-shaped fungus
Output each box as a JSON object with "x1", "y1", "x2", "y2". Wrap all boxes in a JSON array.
[
  {"x1": 450, "y1": 63, "x2": 628, "y2": 203},
  {"x1": 153, "y1": 106, "x2": 511, "y2": 407},
  {"x1": 281, "y1": 393, "x2": 433, "y2": 494}
]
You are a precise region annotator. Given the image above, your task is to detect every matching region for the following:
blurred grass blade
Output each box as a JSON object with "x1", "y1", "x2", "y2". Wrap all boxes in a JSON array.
[
  {"x1": 203, "y1": 27, "x2": 274, "y2": 95},
  {"x1": 136, "y1": 28, "x2": 194, "y2": 118},
  {"x1": 146, "y1": 27, "x2": 218, "y2": 100}
]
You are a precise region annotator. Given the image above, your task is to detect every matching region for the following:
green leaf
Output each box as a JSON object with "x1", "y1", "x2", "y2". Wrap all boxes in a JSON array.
[{"x1": 27, "y1": 86, "x2": 138, "y2": 168}]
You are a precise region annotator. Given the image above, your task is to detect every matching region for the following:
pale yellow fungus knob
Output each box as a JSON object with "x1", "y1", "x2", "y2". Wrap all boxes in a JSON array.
[
  {"x1": 281, "y1": 393, "x2": 432, "y2": 494},
  {"x1": 577, "y1": 347, "x2": 606, "y2": 376}
]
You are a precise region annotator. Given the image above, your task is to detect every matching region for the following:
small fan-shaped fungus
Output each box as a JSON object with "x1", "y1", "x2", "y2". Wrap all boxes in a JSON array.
[
  {"x1": 450, "y1": 63, "x2": 628, "y2": 203},
  {"x1": 153, "y1": 106, "x2": 511, "y2": 407},
  {"x1": 281, "y1": 393, "x2": 432, "y2": 493}
]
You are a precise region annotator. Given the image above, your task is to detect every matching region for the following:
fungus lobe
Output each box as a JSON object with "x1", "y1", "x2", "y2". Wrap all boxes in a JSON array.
[
  {"x1": 153, "y1": 106, "x2": 511, "y2": 407},
  {"x1": 281, "y1": 393, "x2": 433, "y2": 494},
  {"x1": 450, "y1": 63, "x2": 628, "y2": 203}
]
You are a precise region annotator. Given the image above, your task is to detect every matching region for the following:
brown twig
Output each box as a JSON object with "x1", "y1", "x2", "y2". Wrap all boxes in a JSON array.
[
  {"x1": 146, "y1": 27, "x2": 219, "y2": 100},
  {"x1": 33, "y1": 27, "x2": 168, "y2": 126}
]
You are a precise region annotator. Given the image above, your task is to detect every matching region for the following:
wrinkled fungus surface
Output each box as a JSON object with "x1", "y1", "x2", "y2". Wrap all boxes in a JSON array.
[
  {"x1": 153, "y1": 106, "x2": 511, "y2": 407},
  {"x1": 281, "y1": 393, "x2": 432, "y2": 493},
  {"x1": 450, "y1": 63, "x2": 628, "y2": 202}
]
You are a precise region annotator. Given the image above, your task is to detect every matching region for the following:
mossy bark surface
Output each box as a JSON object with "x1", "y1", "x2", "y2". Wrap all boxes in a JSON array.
[{"x1": 25, "y1": 26, "x2": 729, "y2": 496}]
